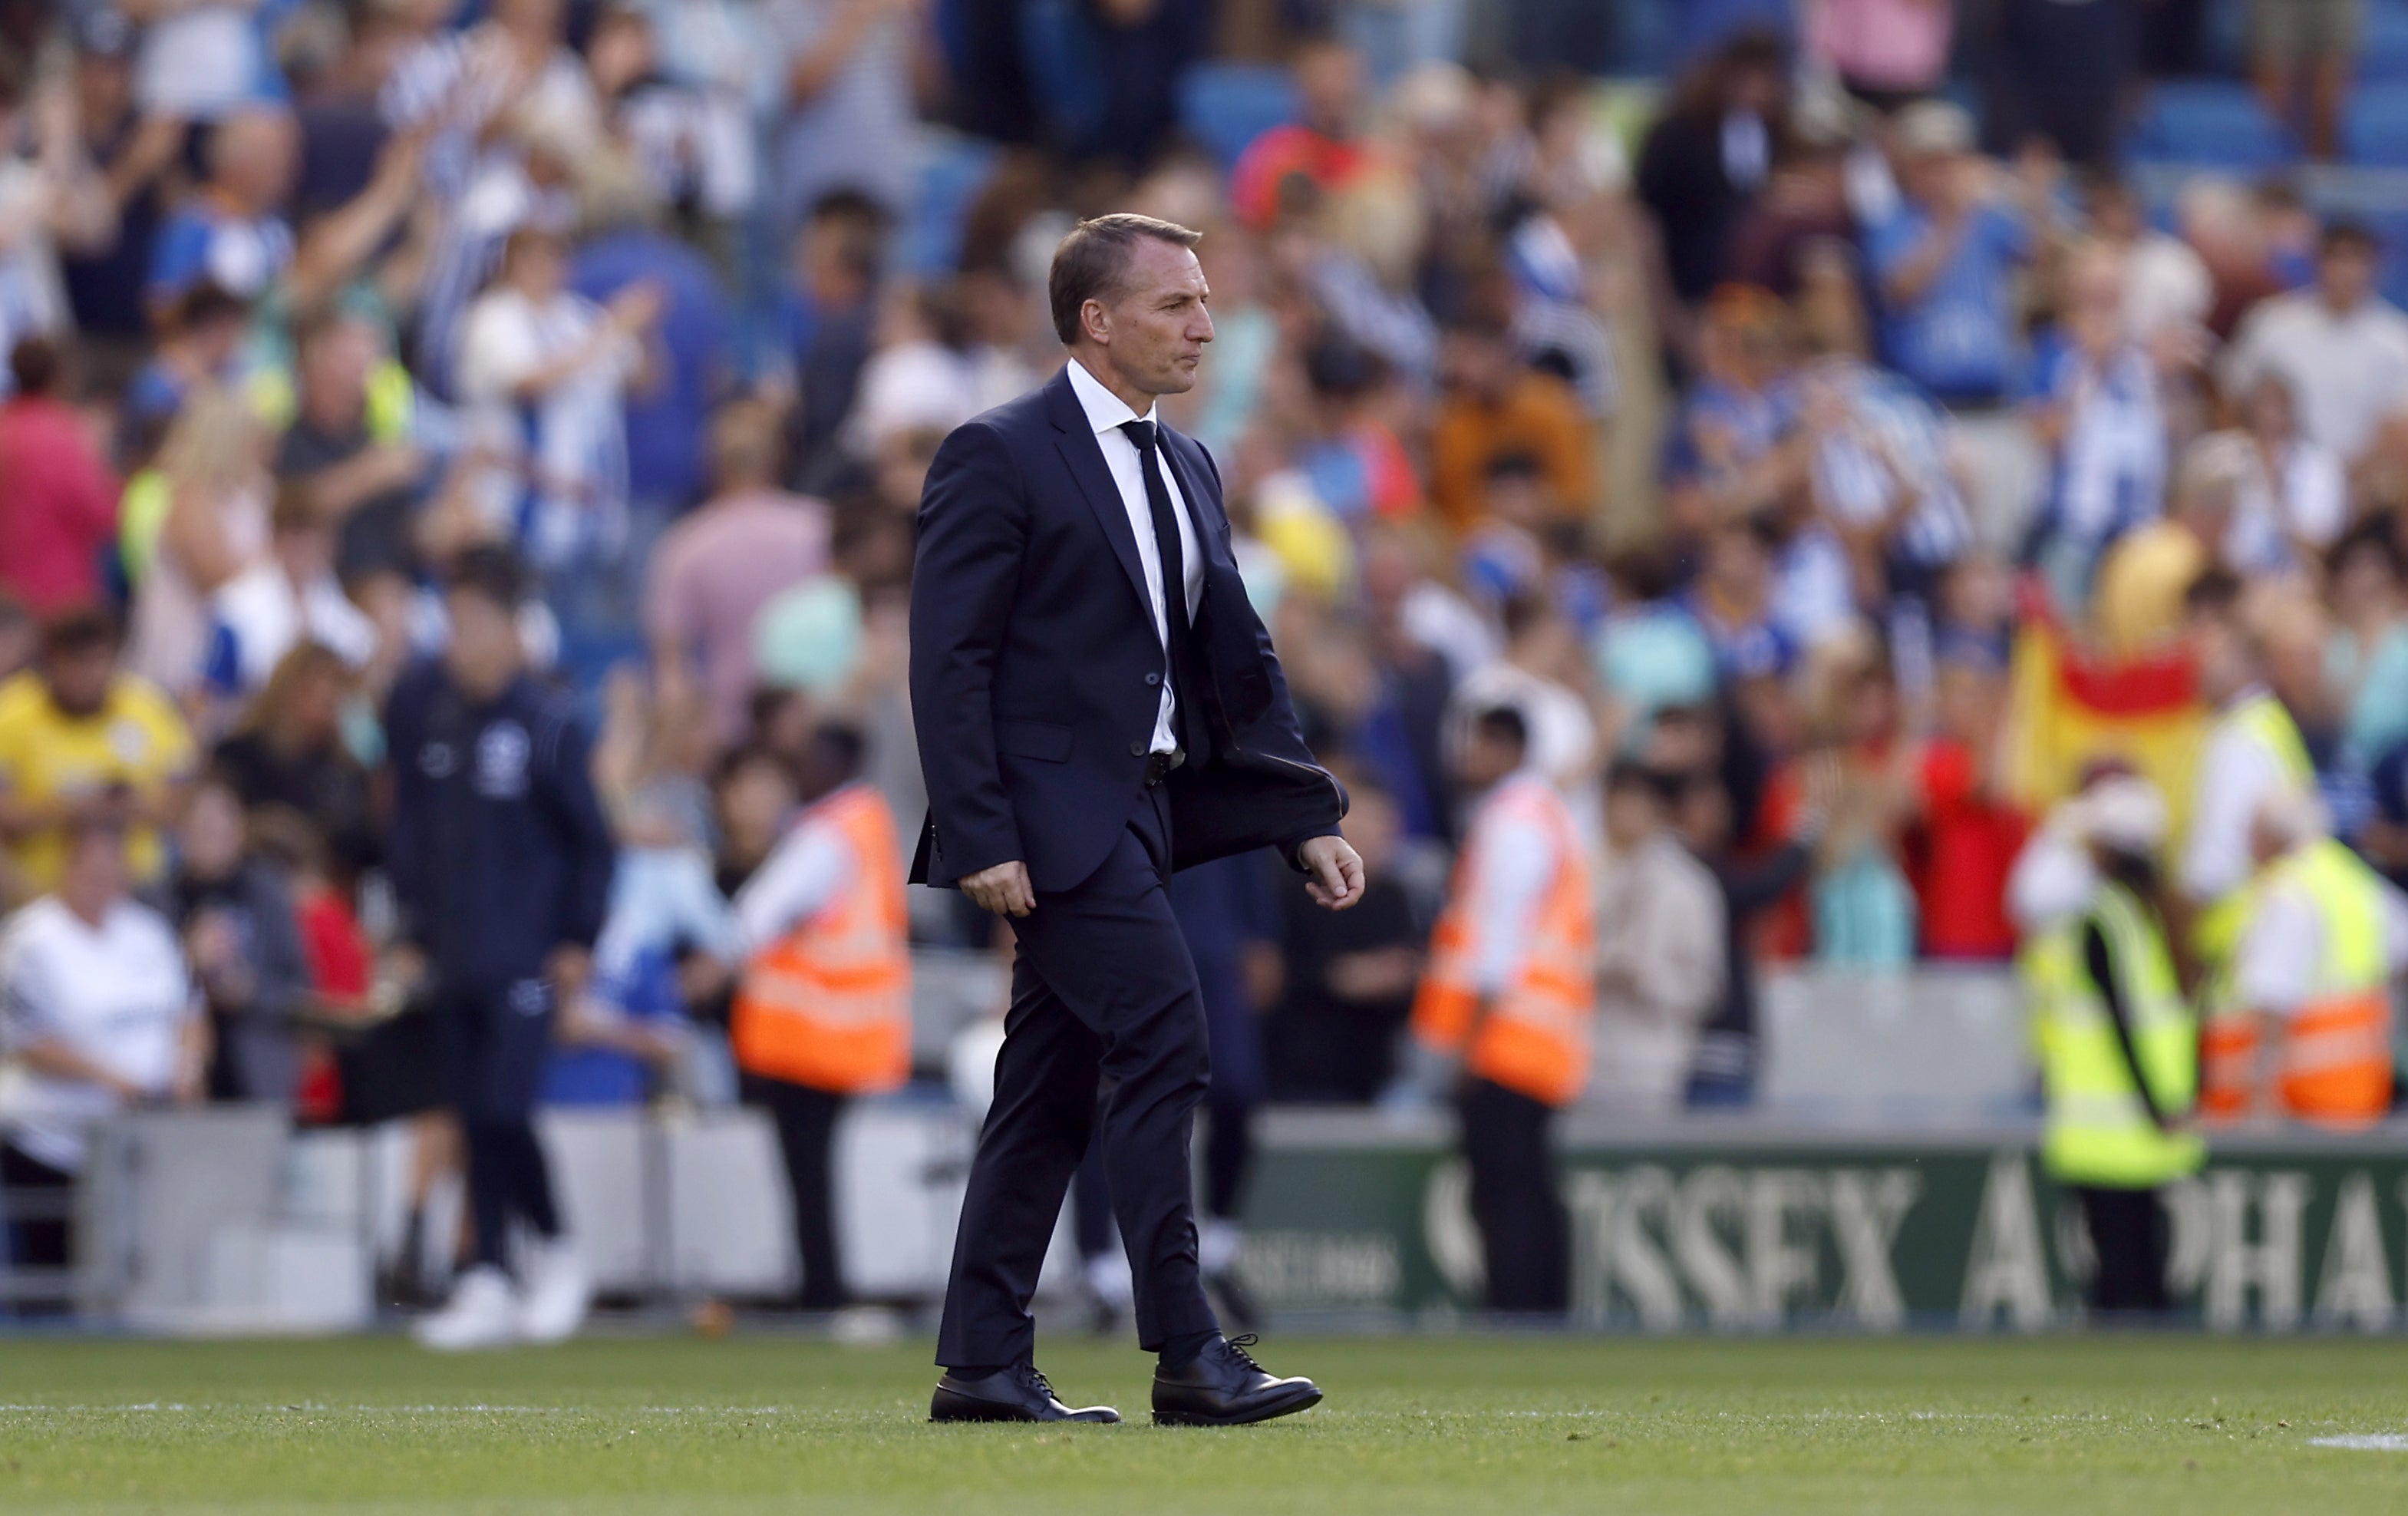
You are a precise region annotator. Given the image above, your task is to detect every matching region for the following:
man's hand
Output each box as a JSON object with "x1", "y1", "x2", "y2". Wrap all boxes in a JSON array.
[
  {"x1": 546, "y1": 945, "x2": 593, "y2": 1004},
  {"x1": 1299, "y1": 834, "x2": 1365, "y2": 911},
  {"x1": 962, "y1": 860, "x2": 1034, "y2": 918}
]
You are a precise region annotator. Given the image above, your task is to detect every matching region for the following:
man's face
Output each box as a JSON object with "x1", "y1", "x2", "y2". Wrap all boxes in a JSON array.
[
  {"x1": 1090, "y1": 239, "x2": 1214, "y2": 398},
  {"x1": 444, "y1": 590, "x2": 523, "y2": 699},
  {"x1": 510, "y1": 239, "x2": 569, "y2": 301},
  {"x1": 1456, "y1": 732, "x2": 1519, "y2": 794},
  {"x1": 219, "y1": 114, "x2": 299, "y2": 210},
  {"x1": 179, "y1": 786, "x2": 246, "y2": 880},
  {"x1": 2186, "y1": 610, "x2": 2250, "y2": 704},
  {"x1": 1440, "y1": 330, "x2": 1511, "y2": 399},
  {"x1": 2321, "y1": 243, "x2": 2377, "y2": 309},
  {"x1": 42, "y1": 644, "x2": 116, "y2": 716},
  {"x1": 76, "y1": 54, "x2": 130, "y2": 124},
  {"x1": 1297, "y1": 44, "x2": 1364, "y2": 138},
  {"x1": 1703, "y1": 523, "x2": 1768, "y2": 600},
  {"x1": 1902, "y1": 150, "x2": 1959, "y2": 212},
  {"x1": 60, "y1": 827, "x2": 128, "y2": 907},
  {"x1": 301, "y1": 322, "x2": 374, "y2": 422},
  {"x1": 1605, "y1": 783, "x2": 1661, "y2": 852}
]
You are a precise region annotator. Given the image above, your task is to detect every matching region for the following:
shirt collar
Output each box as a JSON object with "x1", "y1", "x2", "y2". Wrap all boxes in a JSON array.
[{"x1": 1066, "y1": 356, "x2": 1159, "y2": 436}]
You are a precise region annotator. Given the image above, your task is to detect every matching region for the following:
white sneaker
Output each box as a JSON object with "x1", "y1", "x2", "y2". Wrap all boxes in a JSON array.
[
  {"x1": 414, "y1": 1267, "x2": 520, "y2": 1351},
  {"x1": 518, "y1": 1237, "x2": 592, "y2": 1345}
]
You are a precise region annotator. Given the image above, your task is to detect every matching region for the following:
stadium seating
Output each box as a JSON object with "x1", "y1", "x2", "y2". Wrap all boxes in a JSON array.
[
  {"x1": 1178, "y1": 62, "x2": 1301, "y2": 169},
  {"x1": 2366, "y1": 3, "x2": 2408, "y2": 84},
  {"x1": 2126, "y1": 81, "x2": 2296, "y2": 170},
  {"x1": 2346, "y1": 84, "x2": 2408, "y2": 167}
]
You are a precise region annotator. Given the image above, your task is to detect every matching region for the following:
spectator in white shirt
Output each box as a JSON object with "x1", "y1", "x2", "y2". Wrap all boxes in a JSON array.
[
  {"x1": 0, "y1": 819, "x2": 203, "y2": 1307},
  {"x1": 2221, "y1": 223, "x2": 2408, "y2": 466},
  {"x1": 2226, "y1": 374, "x2": 2348, "y2": 573},
  {"x1": 1590, "y1": 761, "x2": 1726, "y2": 1111},
  {"x1": 2088, "y1": 177, "x2": 2212, "y2": 356},
  {"x1": 207, "y1": 487, "x2": 381, "y2": 702},
  {"x1": 2179, "y1": 574, "x2": 2324, "y2": 908},
  {"x1": 1446, "y1": 593, "x2": 1602, "y2": 838},
  {"x1": 456, "y1": 227, "x2": 661, "y2": 573}
]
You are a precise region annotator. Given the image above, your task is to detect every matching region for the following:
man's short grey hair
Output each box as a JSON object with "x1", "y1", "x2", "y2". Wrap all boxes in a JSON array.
[{"x1": 1047, "y1": 213, "x2": 1202, "y2": 345}]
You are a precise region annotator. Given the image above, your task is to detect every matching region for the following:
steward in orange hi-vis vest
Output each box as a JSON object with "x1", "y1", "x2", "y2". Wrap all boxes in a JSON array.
[
  {"x1": 731, "y1": 783, "x2": 912, "y2": 1096},
  {"x1": 1410, "y1": 773, "x2": 1598, "y2": 1108}
]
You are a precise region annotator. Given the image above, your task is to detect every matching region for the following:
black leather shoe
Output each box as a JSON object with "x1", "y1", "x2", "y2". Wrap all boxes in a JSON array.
[
  {"x1": 930, "y1": 1364, "x2": 1120, "y2": 1424},
  {"x1": 1151, "y1": 1335, "x2": 1322, "y2": 1427}
]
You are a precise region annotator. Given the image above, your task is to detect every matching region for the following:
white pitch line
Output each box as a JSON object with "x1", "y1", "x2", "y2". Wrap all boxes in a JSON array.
[
  {"x1": 0, "y1": 1404, "x2": 797, "y2": 1415},
  {"x1": 2308, "y1": 1434, "x2": 2408, "y2": 1452}
]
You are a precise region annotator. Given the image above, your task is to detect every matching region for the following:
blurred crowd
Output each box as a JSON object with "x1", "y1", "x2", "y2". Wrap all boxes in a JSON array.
[{"x1": 5, "y1": 0, "x2": 2408, "y2": 1307}]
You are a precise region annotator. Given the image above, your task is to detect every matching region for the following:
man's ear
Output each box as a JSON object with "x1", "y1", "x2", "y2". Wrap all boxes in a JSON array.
[{"x1": 1082, "y1": 298, "x2": 1109, "y2": 346}]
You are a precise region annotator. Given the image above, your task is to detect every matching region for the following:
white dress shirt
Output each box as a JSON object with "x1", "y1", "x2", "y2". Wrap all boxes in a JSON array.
[{"x1": 1066, "y1": 358, "x2": 1204, "y2": 755}]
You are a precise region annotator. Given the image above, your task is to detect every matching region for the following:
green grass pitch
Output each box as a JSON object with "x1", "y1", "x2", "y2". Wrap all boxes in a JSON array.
[{"x1": 3, "y1": 1333, "x2": 2406, "y2": 1513}]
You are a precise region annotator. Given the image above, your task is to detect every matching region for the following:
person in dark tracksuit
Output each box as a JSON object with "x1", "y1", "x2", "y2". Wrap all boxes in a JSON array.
[{"x1": 387, "y1": 546, "x2": 617, "y2": 1350}]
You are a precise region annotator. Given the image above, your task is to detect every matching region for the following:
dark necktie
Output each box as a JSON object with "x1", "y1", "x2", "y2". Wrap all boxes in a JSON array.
[
  {"x1": 1120, "y1": 419, "x2": 1190, "y2": 645},
  {"x1": 1120, "y1": 418, "x2": 1205, "y2": 755}
]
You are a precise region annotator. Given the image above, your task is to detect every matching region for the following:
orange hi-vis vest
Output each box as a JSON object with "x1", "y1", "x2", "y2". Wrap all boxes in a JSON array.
[
  {"x1": 1410, "y1": 774, "x2": 1597, "y2": 1108},
  {"x1": 2201, "y1": 837, "x2": 2394, "y2": 1127},
  {"x1": 731, "y1": 784, "x2": 912, "y2": 1095}
]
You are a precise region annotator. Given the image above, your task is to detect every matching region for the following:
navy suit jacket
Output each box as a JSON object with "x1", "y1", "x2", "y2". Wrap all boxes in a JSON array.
[{"x1": 909, "y1": 365, "x2": 1347, "y2": 893}]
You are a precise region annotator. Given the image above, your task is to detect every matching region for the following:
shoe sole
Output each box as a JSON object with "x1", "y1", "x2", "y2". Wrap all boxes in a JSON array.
[
  {"x1": 1151, "y1": 1386, "x2": 1324, "y2": 1428},
  {"x1": 929, "y1": 1389, "x2": 1120, "y2": 1425}
]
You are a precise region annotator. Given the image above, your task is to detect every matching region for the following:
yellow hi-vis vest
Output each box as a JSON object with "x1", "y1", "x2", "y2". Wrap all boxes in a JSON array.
[
  {"x1": 2194, "y1": 693, "x2": 2313, "y2": 966},
  {"x1": 2028, "y1": 882, "x2": 2204, "y2": 1189},
  {"x1": 2194, "y1": 692, "x2": 2315, "y2": 1112},
  {"x1": 2265, "y1": 839, "x2": 2394, "y2": 1127}
]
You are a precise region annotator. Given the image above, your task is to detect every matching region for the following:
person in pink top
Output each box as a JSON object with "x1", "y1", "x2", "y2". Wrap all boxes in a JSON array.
[
  {"x1": 1806, "y1": 0, "x2": 1954, "y2": 114},
  {"x1": 0, "y1": 339, "x2": 120, "y2": 619},
  {"x1": 645, "y1": 399, "x2": 832, "y2": 742}
]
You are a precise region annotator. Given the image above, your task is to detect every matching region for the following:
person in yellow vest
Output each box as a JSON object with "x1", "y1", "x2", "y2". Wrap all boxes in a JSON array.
[
  {"x1": 2227, "y1": 788, "x2": 2408, "y2": 1129},
  {"x1": 727, "y1": 722, "x2": 912, "y2": 1311},
  {"x1": 1405, "y1": 705, "x2": 1597, "y2": 1316},
  {"x1": 2178, "y1": 569, "x2": 2317, "y2": 1115},
  {"x1": 2022, "y1": 775, "x2": 2202, "y2": 1315}
]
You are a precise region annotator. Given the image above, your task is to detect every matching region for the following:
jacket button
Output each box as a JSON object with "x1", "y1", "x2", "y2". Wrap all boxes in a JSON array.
[
  {"x1": 1129, "y1": 741, "x2": 1146, "y2": 756},
  {"x1": 1145, "y1": 672, "x2": 1162, "y2": 686}
]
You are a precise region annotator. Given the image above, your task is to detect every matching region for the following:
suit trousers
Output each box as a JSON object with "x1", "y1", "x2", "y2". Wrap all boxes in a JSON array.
[
  {"x1": 936, "y1": 784, "x2": 1221, "y2": 1366},
  {"x1": 1460, "y1": 1075, "x2": 1572, "y2": 1316}
]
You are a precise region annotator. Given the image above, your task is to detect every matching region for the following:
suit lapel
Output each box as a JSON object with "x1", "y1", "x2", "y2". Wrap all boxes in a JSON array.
[{"x1": 1044, "y1": 368, "x2": 1153, "y2": 621}]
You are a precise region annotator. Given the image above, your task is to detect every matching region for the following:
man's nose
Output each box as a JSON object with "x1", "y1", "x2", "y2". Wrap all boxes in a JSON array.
[{"x1": 1192, "y1": 309, "x2": 1216, "y2": 344}]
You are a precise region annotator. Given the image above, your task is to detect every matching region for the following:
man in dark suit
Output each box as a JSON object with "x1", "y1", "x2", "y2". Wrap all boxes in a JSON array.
[{"x1": 912, "y1": 213, "x2": 1363, "y2": 1426}]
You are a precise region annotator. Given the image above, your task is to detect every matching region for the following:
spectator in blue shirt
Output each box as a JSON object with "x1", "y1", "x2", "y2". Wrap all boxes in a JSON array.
[
  {"x1": 147, "y1": 107, "x2": 298, "y2": 321},
  {"x1": 573, "y1": 206, "x2": 737, "y2": 520},
  {"x1": 120, "y1": 284, "x2": 250, "y2": 457},
  {"x1": 1865, "y1": 101, "x2": 2032, "y2": 407},
  {"x1": 2022, "y1": 241, "x2": 2168, "y2": 608},
  {"x1": 1684, "y1": 514, "x2": 1802, "y2": 684},
  {"x1": 777, "y1": 190, "x2": 886, "y2": 493},
  {"x1": 2364, "y1": 736, "x2": 2408, "y2": 893}
]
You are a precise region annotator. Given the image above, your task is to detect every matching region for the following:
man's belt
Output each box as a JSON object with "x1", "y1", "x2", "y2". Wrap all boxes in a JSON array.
[{"x1": 1143, "y1": 748, "x2": 1186, "y2": 787}]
